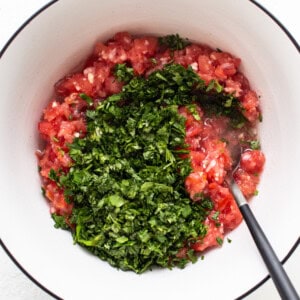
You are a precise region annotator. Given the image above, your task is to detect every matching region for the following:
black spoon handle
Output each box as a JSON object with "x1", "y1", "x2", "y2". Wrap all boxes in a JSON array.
[{"x1": 230, "y1": 182, "x2": 300, "y2": 300}]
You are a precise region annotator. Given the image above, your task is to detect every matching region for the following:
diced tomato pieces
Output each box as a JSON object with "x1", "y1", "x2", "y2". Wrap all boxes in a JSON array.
[
  {"x1": 112, "y1": 31, "x2": 133, "y2": 50},
  {"x1": 190, "y1": 151, "x2": 205, "y2": 171},
  {"x1": 185, "y1": 44, "x2": 204, "y2": 60},
  {"x1": 45, "y1": 182, "x2": 73, "y2": 215},
  {"x1": 154, "y1": 49, "x2": 172, "y2": 66},
  {"x1": 173, "y1": 49, "x2": 192, "y2": 66},
  {"x1": 240, "y1": 150, "x2": 265, "y2": 174},
  {"x1": 240, "y1": 90, "x2": 260, "y2": 122},
  {"x1": 214, "y1": 62, "x2": 237, "y2": 80},
  {"x1": 132, "y1": 37, "x2": 158, "y2": 56},
  {"x1": 55, "y1": 73, "x2": 93, "y2": 97},
  {"x1": 57, "y1": 119, "x2": 86, "y2": 144},
  {"x1": 38, "y1": 146, "x2": 62, "y2": 178},
  {"x1": 210, "y1": 51, "x2": 241, "y2": 68},
  {"x1": 104, "y1": 76, "x2": 123, "y2": 95},
  {"x1": 192, "y1": 219, "x2": 224, "y2": 252},
  {"x1": 208, "y1": 183, "x2": 242, "y2": 230},
  {"x1": 198, "y1": 55, "x2": 214, "y2": 74},
  {"x1": 234, "y1": 168, "x2": 260, "y2": 198},
  {"x1": 185, "y1": 172, "x2": 208, "y2": 199},
  {"x1": 219, "y1": 198, "x2": 243, "y2": 230},
  {"x1": 224, "y1": 79, "x2": 243, "y2": 97},
  {"x1": 208, "y1": 182, "x2": 232, "y2": 212},
  {"x1": 38, "y1": 121, "x2": 56, "y2": 139},
  {"x1": 128, "y1": 37, "x2": 159, "y2": 74},
  {"x1": 232, "y1": 72, "x2": 250, "y2": 90}
]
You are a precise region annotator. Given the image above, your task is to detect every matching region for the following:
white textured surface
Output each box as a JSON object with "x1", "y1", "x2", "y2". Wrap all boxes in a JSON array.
[{"x1": 0, "y1": 1, "x2": 299, "y2": 299}]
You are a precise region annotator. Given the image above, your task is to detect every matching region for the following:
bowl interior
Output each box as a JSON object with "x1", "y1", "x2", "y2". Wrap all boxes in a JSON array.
[{"x1": 0, "y1": 0, "x2": 299, "y2": 299}]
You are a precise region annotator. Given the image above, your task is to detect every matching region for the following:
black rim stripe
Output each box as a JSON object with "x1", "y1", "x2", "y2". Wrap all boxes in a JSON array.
[
  {"x1": 0, "y1": 1, "x2": 299, "y2": 299},
  {"x1": 235, "y1": 237, "x2": 300, "y2": 299},
  {"x1": 0, "y1": 0, "x2": 59, "y2": 59},
  {"x1": 249, "y1": 0, "x2": 299, "y2": 53},
  {"x1": 0, "y1": 238, "x2": 62, "y2": 299}
]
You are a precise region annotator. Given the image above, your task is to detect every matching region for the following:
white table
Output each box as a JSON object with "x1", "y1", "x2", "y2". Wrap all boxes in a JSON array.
[{"x1": 1, "y1": 1, "x2": 299, "y2": 299}]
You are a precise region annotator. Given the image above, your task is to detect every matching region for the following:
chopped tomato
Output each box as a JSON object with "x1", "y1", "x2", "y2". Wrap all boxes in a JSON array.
[
  {"x1": 185, "y1": 172, "x2": 208, "y2": 199},
  {"x1": 224, "y1": 79, "x2": 243, "y2": 97},
  {"x1": 57, "y1": 119, "x2": 86, "y2": 144},
  {"x1": 127, "y1": 37, "x2": 159, "y2": 74},
  {"x1": 104, "y1": 75, "x2": 123, "y2": 95},
  {"x1": 240, "y1": 150, "x2": 265, "y2": 174},
  {"x1": 198, "y1": 55, "x2": 214, "y2": 74},
  {"x1": 192, "y1": 219, "x2": 224, "y2": 252},
  {"x1": 219, "y1": 199, "x2": 243, "y2": 230},
  {"x1": 240, "y1": 90, "x2": 260, "y2": 122},
  {"x1": 112, "y1": 32, "x2": 133, "y2": 50},
  {"x1": 55, "y1": 73, "x2": 94, "y2": 97},
  {"x1": 190, "y1": 151, "x2": 205, "y2": 171},
  {"x1": 45, "y1": 182, "x2": 73, "y2": 215},
  {"x1": 234, "y1": 168, "x2": 260, "y2": 198},
  {"x1": 208, "y1": 182, "x2": 232, "y2": 212},
  {"x1": 38, "y1": 121, "x2": 57, "y2": 139}
]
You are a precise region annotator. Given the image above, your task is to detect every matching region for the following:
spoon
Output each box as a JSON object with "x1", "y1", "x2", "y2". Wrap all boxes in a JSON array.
[{"x1": 229, "y1": 154, "x2": 299, "y2": 300}]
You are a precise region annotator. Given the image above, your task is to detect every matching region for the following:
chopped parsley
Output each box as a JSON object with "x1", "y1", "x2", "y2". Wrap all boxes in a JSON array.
[
  {"x1": 216, "y1": 237, "x2": 223, "y2": 246},
  {"x1": 49, "y1": 168, "x2": 60, "y2": 183},
  {"x1": 79, "y1": 93, "x2": 93, "y2": 106},
  {"x1": 158, "y1": 34, "x2": 191, "y2": 51},
  {"x1": 193, "y1": 85, "x2": 247, "y2": 128},
  {"x1": 52, "y1": 213, "x2": 69, "y2": 230},
  {"x1": 211, "y1": 211, "x2": 220, "y2": 221},
  {"x1": 250, "y1": 140, "x2": 261, "y2": 150},
  {"x1": 51, "y1": 62, "x2": 252, "y2": 273},
  {"x1": 114, "y1": 63, "x2": 134, "y2": 82}
]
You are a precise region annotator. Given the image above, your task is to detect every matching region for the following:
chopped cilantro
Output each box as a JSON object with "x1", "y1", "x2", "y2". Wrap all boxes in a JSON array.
[
  {"x1": 193, "y1": 86, "x2": 247, "y2": 128},
  {"x1": 49, "y1": 168, "x2": 60, "y2": 183},
  {"x1": 52, "y1": 213, "x2": 69, "y2": 230},
  {"x1": 206, "y1": 79, "x2": 223, "y2": 93},
  {"x1": 186, "y1": 104, "x2": 201, "y2": 121},
  {"x1": 50, "y1": 62, "x2": 254, "y2": 273},
  {"x1": 56, "y1": 63, "x2": 224, "y2": 273},
  {"x1": 227, "y1": 238, "x2": 232, "y2": 243},
  {"x1": 158, "y1": 34, "x2": 191, "y2": 51},
  {"x1": 211, "y1": 211, "x2": 220, "y2": 221},
  {"x1": 250, "y1": 140, "x2": 261, "y2": 150},
  {"x1": 254, "y1": 190, "x2": 259, "y2": 196},
  {"x1": 114, "y1": 63, "x2": 134, "y2": 82},
  {"x1": 216, "y1": 237, "x2": 223, "y2": 246},
  {"x1": 79, "y1": 93, "x2": 93, "y2": 106}
]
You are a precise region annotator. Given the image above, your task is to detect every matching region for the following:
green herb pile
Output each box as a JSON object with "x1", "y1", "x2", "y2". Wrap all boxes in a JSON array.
[{"x1": 50, "y1": 58, "x2": 247, "y2": 273}]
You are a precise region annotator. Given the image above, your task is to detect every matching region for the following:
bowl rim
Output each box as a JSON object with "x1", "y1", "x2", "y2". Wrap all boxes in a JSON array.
[{"x1": 0, "y1": 0, "x2": 299, "y2": 299}]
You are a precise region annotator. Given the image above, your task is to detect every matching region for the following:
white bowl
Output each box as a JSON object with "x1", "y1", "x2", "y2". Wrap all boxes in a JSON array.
[{"x1": 0, "y1": 1, "x2": 299, "y2": 299}]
